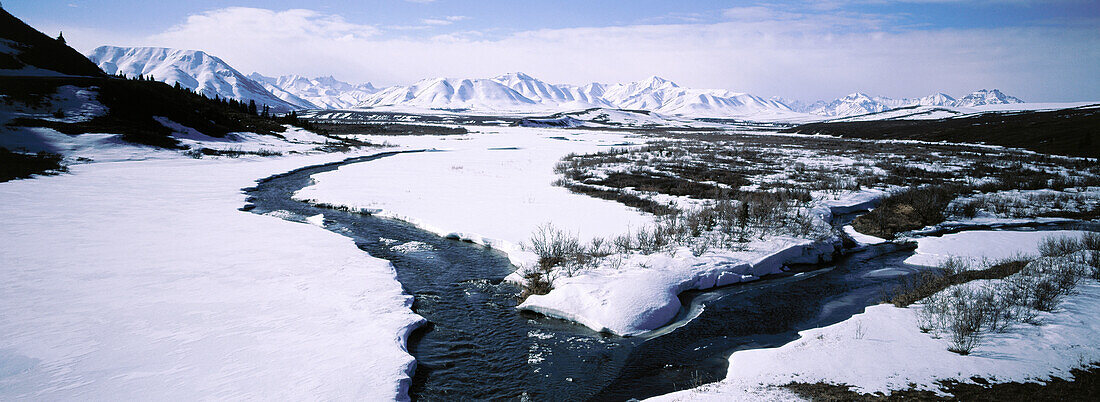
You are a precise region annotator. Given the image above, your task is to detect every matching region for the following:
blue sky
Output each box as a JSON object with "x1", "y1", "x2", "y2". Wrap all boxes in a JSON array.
[{"x1": 7, "y1": 1, "x2": 1099, "y2": 101}]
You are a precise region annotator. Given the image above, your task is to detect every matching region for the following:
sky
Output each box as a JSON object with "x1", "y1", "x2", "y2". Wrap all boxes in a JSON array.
[{"x1": 7, "y1": 0, "x2": 1100, "y2": 102}]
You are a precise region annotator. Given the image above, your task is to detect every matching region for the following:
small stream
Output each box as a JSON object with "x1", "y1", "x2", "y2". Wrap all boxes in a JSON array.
[{"x1": 243, "y1": 154, "x2": 1089, "y2": 401}]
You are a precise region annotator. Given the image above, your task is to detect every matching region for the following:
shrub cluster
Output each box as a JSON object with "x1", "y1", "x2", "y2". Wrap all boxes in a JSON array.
[{"x1": 914, "y1": 233, "x2": 1100, "y2": 355}]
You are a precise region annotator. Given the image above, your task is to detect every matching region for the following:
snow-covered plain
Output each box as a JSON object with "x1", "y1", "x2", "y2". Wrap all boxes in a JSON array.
[
  {"x1": 0, "y1": 153, "x2": 423, "y2": 399},
  {"x1": 292, "y1": 127, "x2": 886, "y2": 335},
  {"x1": 293, "y1": 127, "x2": 655, "y2": 265}
]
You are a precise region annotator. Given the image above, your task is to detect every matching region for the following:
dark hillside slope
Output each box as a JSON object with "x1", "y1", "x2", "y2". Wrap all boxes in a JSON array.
[
  {"x1": 0, "y1": 7, "x2": 105, "y2": 76},
  {"x1": 3, "y1": 77, "x2": 289, "y2": 148},
  {"x1": 1, "y1": 8, "x2": 289, "y2": 149},
  {"x1": 782, "y1": 106, "x2": 1100, "y2": 158}
]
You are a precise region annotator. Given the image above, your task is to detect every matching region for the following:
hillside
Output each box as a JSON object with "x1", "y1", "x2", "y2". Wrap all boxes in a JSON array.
[
  {"x1": 0, "y1": 9, "x2": 302, "y2": 155},
  {"x1": 87, "y1": 46, "x2": 303, "y2": 112},
  {"x1": 0, "y1": 7, "x2": 104, "y2": 76}
]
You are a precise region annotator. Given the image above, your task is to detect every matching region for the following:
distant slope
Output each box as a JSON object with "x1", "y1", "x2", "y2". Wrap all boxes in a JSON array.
[
  {"x1": 954, "y1": 89, "x2": 1024, "y2": 107},
  {"x1": 360, "y1": 77, "x2": 537, "y2": 110},
  {"x1": 249, "y1": 73, "x2": 377, "y2": 109},
  {"x1": 782, "y1": 105, "x2": 1100, "y2": 158},
  {"x1": 0, "y1": 7, "x2": 104, "y2": 77},
  {"x1": 87, "y1": 46, "x2": 303, "y2": 112},
  {"x1": 798, "y1": 90, "x2": 1021, "y2": 117}
]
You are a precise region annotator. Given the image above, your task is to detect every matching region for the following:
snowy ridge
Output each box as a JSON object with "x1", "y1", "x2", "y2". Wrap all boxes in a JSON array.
[
  {"x1": 794, "y1": 89, "x2": 1024, "y2": 117},
  {"x1": 356, "y1": 73, "x2": 806, "y2": 120},
  {"x1": 86, "y1": 46, "x2": 303, "y2": 112},
  {"x1": 249, "y1": 73, "x2": 379, "y2": 110}
]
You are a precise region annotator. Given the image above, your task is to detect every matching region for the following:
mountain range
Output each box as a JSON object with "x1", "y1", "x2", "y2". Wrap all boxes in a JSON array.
[
  {"x1": 84, "y1": 45, "x2": 1026, "y2": 119},
  {"x1": 780, "y1": 90, "x2": 1025, "y2": 117}
]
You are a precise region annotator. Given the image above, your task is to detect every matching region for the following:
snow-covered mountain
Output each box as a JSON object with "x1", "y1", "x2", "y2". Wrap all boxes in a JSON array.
[
  {"x1": 796, "y1": 90, "x2": 1021, "y2": 117},
  {"x1": 249, "y1": 73, "x2": 378, "y2": 110},
  {"x1": 809, "y1": 93, "x2": 892, "y2": 117},
  {"x1": 954, "y1": 89, "x2": 1024, "y2": 107},
  {"x1": 87, "y1": 46, "x2": 302, "y2": 112},
  {"x1": 359, "y1": 77, "x2": 537, "y2": 110},
  {"x1": 917, "y1": 93, "x2": 957, "y2": 107},
  {"x1": 492, "y1": 72, "x2": 611, "y2": 109},
  {"x1": 356, "y1": 73, "x2": 798, "y2": 119}
]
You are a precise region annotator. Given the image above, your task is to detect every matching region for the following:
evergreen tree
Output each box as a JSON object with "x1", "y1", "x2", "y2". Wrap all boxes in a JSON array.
[
  {"x1": 56, "y1": 31, "x2": 65, "y2": 45},
  {"x1": 248, "y1": 99, "x2": 258, "y2": 115}
]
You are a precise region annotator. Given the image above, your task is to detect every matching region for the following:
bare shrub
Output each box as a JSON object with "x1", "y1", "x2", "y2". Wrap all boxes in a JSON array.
[
  {"x1": 587, "y1": 237, "x2": 613, "y2": 259},
  {"x1": 1081, "y1": 232, "x2": 1100, "y2": 251},
  {"x1": 1038, "y1": 235, "x2": 1083, "y2": 258},
  {"x1": 613, "y1": 231, "x2": 634, "y2": 253},
  {"x1": 1005, "y1": 258, "x2": 1082, "y2": 312},
  {"x1": 690, "y1": 240, "x2": 710, "y2": 257},
  {"x1": 527, "y1": 223, "x2": 583, "y2": 271},
  {"x1": 922, "y1": 286, "x2": 989, "y2": 355},
  {"x1": 1087, "y1": 251, "x2": 1100, "y2": 280},
  {"x1": 519, "y1": 268, "x2": 554, "y2": 300}
]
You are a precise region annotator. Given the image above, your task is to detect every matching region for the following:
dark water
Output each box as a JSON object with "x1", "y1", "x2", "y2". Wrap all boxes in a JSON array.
[{"x1": 242, "y1": 154, "x2": 1070, "y2": 401}]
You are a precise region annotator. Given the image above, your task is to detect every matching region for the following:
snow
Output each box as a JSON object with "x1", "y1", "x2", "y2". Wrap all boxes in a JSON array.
[
  {"x1": 249, "y1": 73, "x2": 378, "y2": 110},
  {"x1": 294, "y1": 129, "x2": 888, "y2": 334},
  {"x1": 844, "y1": 225, "x2": 887, "y2": 245},
  {"x1": 292, "y1": 127, "x2": 655, "y2": 266},
  {"x1": 0, "y1": 153, "x2": 423, "y2": 399},
  {"x1": 653, "y1": 258, "x2": 1100, "y2": 400},
  {"x1": 904, "y1": 230, "x2": 1090, "y2": 267},
  {"x1": 518, "y1": 236, "x2": 844, "y2": 335}
]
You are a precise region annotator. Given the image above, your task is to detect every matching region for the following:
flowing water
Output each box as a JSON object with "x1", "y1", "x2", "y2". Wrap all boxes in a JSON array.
[{"x1": 243, "y1": 153, "x2": 1088, "y2": 401}]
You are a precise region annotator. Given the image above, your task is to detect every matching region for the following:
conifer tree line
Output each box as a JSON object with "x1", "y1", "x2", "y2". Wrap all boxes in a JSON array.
[{"x1": 110, "y1": 71, "x2": 311, "y2": 126}]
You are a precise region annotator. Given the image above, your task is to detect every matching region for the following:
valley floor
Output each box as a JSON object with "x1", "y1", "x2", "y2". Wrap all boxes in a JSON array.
[{"x1": 2, "y1": 122, "x2": 1098, "y2": 400}]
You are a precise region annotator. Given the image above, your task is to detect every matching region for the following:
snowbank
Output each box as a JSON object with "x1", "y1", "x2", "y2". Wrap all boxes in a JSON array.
[
  {"x1": 518, "y1": 189, "x2": 880, "y2": 336},
  {"x1": 652, "y1": 270, "x2": 1100, "y2": 401},
  {"x1": 0, "y1": 153, "x2": 423, "y2": 400},
  {"x1": 518, "y1": 235, "x2": 842, "y2": 335},
  {"x1": 904, "y1": 230, "x2": 1090, "y2": 267}
]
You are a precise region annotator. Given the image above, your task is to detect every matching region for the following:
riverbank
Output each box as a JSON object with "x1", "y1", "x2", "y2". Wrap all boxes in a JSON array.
[{"x1": 652, "y1": 232, "x2": 1100, "y2": 400}]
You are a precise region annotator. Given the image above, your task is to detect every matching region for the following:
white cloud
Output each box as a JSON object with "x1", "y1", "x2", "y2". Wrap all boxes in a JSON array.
[
  {"x1": 77, "y1": 7, "x2": 1100, "y2": 102},
  {"x1": 419, "y1": 16, "x2": 469, "y2": 26}
]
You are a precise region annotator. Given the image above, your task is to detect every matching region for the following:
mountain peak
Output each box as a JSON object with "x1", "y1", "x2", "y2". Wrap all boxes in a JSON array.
[
  {"x1": 641, "y1": 75, "x2": 678, "y2": 88},
  {"x1": 955, "y1": 88, "x2": 1024, "y2": 107},
  {"x1": 87, "y1": 45, "x2": 303, "y2": 112}
]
